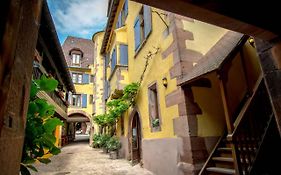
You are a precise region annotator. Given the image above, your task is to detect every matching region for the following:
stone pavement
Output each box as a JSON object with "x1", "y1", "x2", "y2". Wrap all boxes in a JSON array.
[{"x1": 31, "y1": 140, "x2": 154, "y2": 175}]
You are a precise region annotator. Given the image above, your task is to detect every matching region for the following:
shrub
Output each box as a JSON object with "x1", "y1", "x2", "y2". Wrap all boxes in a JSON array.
[{"x1": 106, "y1": 137, "x2": 121, "y2": 151}]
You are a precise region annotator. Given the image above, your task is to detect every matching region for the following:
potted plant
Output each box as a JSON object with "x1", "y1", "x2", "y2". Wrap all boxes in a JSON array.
[
  {"x1": 106, "y1": 137, "x2": 121, "y2": 159},
  {"x1": 100, "y1": 134, "x2": 111, "y2": 153}
]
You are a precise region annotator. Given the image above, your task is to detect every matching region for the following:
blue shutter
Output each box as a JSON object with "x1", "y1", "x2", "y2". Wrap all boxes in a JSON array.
[
  {"x1": 134, "y1": 16, "x2": 141, "y2": 51},
  {"x1": 105, "y1": 53, "x2": 109, "y2": 67},
  {"x1": 82, "y1": 94, "x2": 87, "y2": 108},
  {"x1": 124, "y1": 0, "x2": 128, "y2": 17},
  {"x1": 83, "y1": 74, "x2": 89, "y2": 84},
  {"x1": 120, "y1": 44, "x2": 128, "y2": 65},
  {"x1": 111, "y1": 49, "x2": 117, "y2": 72},
  {"x1": 144, "y1": 5, "x2": 152, "y2": 38},
  {"x1": 116, "y1": 13, "x2": 122, "y2": 28}
]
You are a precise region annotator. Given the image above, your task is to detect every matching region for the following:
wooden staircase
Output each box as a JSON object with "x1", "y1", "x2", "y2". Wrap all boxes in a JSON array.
[{"x1": 200, "y1": 76, "x2": 274, "y2": 175}]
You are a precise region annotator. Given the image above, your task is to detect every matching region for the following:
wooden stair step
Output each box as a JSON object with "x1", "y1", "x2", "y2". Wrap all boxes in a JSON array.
[
  {"x1": 212, "y1": 157, "x2": 234, "y2": 162},
  {"x1": 206, "y1": 167, "x2": 235, "y2": 175},
  {"x1": 217, "y1": 147, "x2": 232, "y2": 152}
]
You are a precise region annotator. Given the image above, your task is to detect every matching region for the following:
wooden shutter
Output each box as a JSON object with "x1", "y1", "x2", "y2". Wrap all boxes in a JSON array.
[
  {"x1": 116, "y1": 13, "x2": 122, "y2": 28},
  {"x1": 83, "y1": 74, "x2": 89, "y2": 84},
  {"x1": 143, "y1": 5, "x2": 152, "y2": 39},
  {"x1": 124, "y1": 0, "x2": 128, "y2": 17},
  {"x1": 82, "y1": 94, "x2": 87, "y2": 108},
  {"x1": 105, "y1": 53, "x2": 109, "y2": 67},
  {"x1": 111, "y1": 49, "x2": 117, "y2": 72},
  {"x1": 134, "y1": 16, "x2": 141, "y2": 51},
  {"x1": 120, "y1": 44, "x2": 128, "y2": 65}
]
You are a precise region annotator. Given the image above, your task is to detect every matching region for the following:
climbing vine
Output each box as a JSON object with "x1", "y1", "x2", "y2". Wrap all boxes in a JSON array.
[
  {"x1": 93, "y1": 47, "x2": 159, "y2": 133},
  {"x1": 21, "y1": 75, "x2": 63, "y2": 175},
  {"x1": 93, "y1": 83, "x2": 140, "y2": 132}
]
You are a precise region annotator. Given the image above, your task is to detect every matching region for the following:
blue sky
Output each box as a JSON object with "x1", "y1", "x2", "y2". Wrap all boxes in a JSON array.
[{"x1": 47, "y1": 0, "x2": 108, "y2": 44}]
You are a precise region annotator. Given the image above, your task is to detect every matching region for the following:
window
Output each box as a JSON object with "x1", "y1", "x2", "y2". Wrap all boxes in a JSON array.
[
  {"x1": 134, "y1": 5, "x2": 152, "y2": 51},
  {"x1": 116, "y1": 0, "x2": 128, "y2": 28},
  {"x1": 72, "y1": 73, "x2": 89, "y2": 84},
  {"x1": 119, "y1": 44, "x2": 128, "y2": 65},
  {"x1": 148, "y1": 83, "x2": 161, "y2": 131},
  {"x1": 111, "y1": 48, "x2": 117, "y2": 72},
  {"x1": 89, "y1": 94, "x2": 94, "y2": 104},
  {"x1": 72, "y1": 54, "x2": 81, "y2": 67},
  {"x1": 68, "y1": 94, "x2": 87, "y2": 108},
  {"x1": 72, "y1": 73, "x2": 82, "y2": 84},
  {"x1": 71, "y1": 94, "x2": 82, "y2": 107}
]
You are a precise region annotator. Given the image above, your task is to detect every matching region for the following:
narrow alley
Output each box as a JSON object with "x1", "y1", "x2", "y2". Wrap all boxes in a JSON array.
[{"x1": 32, "y1": 136, "x2": 154, "y2": 175}]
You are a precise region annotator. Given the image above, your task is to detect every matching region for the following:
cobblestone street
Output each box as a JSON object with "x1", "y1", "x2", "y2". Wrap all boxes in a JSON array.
[{"x1": 32, "y1": 138, "x2": 154, "y2": 175}]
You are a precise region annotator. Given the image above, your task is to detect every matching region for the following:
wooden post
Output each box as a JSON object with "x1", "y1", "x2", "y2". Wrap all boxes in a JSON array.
[
  {"x1": 218, "y1": 74, "x2": 233, "y2": 134},
  {"x1": 0, "y1": 0, "x2": 43, "y2": 174}
]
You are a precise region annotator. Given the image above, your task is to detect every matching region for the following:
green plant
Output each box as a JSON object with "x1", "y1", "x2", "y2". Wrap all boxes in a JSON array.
[
  {"x1": 20, "y1": 75, "x2": 63, "y2": 175},
  {"x1": 93, "y1": 82, "x2": 140, "y2": 131},
  {"x1": 92, "y1": 134, "x2": 102, "y2": 148},
  {"x1": 152, "y1": 118, "x2": 160, "y2": 128},
  {"x1": 99, "y1": 134, "x2": 111, "y2": 148},
  {"x1": 106, "y1": 137, "x2": 121, "y2": 151}
]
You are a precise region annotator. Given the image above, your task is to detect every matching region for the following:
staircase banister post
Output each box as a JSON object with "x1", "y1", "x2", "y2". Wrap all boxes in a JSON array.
[{"x1": 218, "y1": 73, "x2": 234, "y2": 134}]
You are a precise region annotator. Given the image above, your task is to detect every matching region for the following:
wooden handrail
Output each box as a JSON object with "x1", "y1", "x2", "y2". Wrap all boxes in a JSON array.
[
  {"x1": 199, "y1": 132, "x2": 225, "y2": 175},
  {"x1": 227, "y1": 75, "x2": 263, "y2": 141}
]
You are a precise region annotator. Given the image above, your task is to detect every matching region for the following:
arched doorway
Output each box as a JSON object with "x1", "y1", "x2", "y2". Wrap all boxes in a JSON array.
[
  {"x1": 130, "y1": 112, "x2": 142, "y2": 165},
  {"x1": 67, "y1": 111, "x2": 91, "y2": 143}
]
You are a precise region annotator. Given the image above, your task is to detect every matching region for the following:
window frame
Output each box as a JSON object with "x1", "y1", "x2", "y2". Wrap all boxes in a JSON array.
[
  {"x1": 134, "y1": 5, "x2": 152, "y2": 55},
  {"x1": 148, "y1": 82, "x2": 161, "y2": 132},
  {"x1": 71, "y1": 53, "x2": 81, "y2": 67},
  {"x1": 71, "y1": 94, "x2": 82, "y2": 107}
]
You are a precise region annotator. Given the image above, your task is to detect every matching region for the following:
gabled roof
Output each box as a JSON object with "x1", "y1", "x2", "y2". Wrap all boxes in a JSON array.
[{"x1": 178, "y1": 31, "x2": 247, "y2": 86}]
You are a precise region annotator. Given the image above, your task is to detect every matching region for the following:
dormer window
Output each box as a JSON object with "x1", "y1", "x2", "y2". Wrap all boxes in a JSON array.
[{"x1": 72, "y1": 54, "x2": 81, "y2": 67}]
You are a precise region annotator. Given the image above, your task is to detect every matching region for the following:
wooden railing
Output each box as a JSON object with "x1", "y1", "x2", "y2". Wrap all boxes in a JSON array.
[
  {"x1": 46, "y1": 91, "x2": 68, "y2": 112},
  {"x1": 227, "y1": 78, "x2": 273, "y2": 175}
]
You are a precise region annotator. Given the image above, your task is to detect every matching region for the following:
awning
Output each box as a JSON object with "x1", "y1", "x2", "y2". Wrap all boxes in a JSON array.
[{"x1": 178, "y1": 31, "x2": 246, "y2": 86}]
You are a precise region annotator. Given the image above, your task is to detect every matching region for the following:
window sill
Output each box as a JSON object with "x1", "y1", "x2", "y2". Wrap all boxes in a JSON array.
[{"x1": 151, "y1": 126, "x2": 161, "y2": 133}]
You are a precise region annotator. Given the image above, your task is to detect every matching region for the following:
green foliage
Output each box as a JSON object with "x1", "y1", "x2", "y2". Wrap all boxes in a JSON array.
[
  {"x1": 93, "y1": 82, "x2": 140, "y2": 128},
  {"x1": 92, "y1": 134, "x2": 102, "y2": 148},
  {"x1": 152, "y1": 118, "x2": 160, "y2": 128},
  {"x1": 106, "y1": 137, "x2": 121, "y2": 151},
  {"x1": 21, "y1": 76, "x2": 63, "y2": 174}
]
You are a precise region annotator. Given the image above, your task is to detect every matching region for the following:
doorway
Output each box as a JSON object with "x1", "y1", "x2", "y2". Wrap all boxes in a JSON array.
[{"x1": 131, "y1": 112, "x2": 142, "y2": 165}]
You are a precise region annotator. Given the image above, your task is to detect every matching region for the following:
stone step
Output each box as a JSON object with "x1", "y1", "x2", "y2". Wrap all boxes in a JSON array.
[
  {"x1": 217, "y1": 147, "x2": 232, "y2": 152},
  {"x1": 212, "y1": 157, "x2": 234, "y2": 162},
  {"x1": 206, "y1": 167, "x2": 235, "y2": 175}
]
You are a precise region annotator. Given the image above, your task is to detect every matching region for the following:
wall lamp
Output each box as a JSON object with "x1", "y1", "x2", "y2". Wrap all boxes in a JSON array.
[{"x1": 162, "y1": 77, "x2": 168, "y2": 87}]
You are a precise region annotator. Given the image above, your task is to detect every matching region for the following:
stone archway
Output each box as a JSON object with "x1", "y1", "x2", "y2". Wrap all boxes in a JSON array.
[{"x1": 67, "y1": 110, "x2": 91, "y2": 143}]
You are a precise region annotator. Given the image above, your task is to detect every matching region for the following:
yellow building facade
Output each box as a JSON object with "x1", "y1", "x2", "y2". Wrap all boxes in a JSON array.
[
  {"x1": 62, "y1": 36, "x2": 94, "y2": 142},
  {"x1": 92, "y1": 31, "x2": 106, "y2": 135},
  {"x1": 95, "y1": 0, "x2": 266, "y2": 174}
]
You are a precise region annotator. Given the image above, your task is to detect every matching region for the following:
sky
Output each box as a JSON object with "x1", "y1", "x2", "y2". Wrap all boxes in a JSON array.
[{"x1": 47, "y1": 0, "x2": 108, "y2": 44}]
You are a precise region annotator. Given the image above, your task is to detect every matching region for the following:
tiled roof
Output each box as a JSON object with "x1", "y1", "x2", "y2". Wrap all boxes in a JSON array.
[{"x1": 178, "y1": 31, "x2": 246, "y2": 86}]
